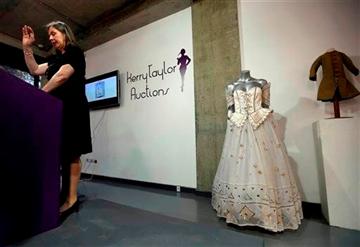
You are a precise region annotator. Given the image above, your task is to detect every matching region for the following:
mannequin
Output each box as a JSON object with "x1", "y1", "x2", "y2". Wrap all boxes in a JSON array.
[
  {"x1": 226, "y1": 70, "x2": 269, "y2": 116},
  {"x1": 212, "y1": 69, "x2": 303, "y2": 232},
  {"x1": 227, "y1": 70, "x2": 268, "y2": 93}
]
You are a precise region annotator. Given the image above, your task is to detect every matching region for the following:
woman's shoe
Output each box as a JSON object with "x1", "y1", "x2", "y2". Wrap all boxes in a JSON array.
[{"x1": 59, "y1": 200, "x2": 80, "y2": 223}]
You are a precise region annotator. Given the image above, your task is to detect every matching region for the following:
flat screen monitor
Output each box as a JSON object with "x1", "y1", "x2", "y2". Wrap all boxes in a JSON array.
[{"x1": 85, "y1": 70, "x2": 120, "y2": 110}]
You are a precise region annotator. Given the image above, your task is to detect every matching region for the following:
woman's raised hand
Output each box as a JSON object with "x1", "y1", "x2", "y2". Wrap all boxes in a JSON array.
[{"x1": 22, "y1": 25, "x2": 35, "y2": 47}]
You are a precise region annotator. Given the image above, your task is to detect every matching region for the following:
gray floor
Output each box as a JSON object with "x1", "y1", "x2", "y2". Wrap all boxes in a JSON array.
[{"x1": 13, "y1": 178, "x2": 360, "y2": 246}]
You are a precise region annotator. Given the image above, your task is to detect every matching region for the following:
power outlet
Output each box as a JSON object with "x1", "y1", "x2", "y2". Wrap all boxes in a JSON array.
[{"x1": 86, "y1": 158, "x2": 98, "y2": 164}]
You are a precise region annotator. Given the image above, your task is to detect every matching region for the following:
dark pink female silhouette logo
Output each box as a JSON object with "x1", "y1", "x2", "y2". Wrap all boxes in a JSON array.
[{"x1": 177, "y1": 48, "x2": 191, "y2": 92}]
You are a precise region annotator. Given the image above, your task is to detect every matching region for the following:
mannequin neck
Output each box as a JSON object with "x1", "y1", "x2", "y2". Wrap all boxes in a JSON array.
[{"x1": 239, "y1": 70, "x2": 251, "y2": 81}]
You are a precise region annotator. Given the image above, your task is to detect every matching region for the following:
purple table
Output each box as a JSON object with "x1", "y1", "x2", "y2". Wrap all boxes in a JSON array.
[{"x1": 0, "y1": 69, "x2": 62, "y2": 245}]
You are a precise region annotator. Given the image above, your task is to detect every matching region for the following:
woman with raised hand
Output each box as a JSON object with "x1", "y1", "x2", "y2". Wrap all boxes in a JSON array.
[{"x1": 22, "y1": 21, "x2": 92, "y2": 222}]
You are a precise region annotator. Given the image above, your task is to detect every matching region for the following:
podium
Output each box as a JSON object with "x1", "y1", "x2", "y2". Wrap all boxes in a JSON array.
[
  {"x1": 0, "y1": 69, "x2": 62, "y2": 245},
  {"x1": 313, "y1": 118, "x2": 360, "y2": 231}
]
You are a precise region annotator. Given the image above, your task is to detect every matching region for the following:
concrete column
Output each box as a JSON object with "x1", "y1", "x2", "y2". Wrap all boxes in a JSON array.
[{"x1": 192, "y1": 0, "x2": 241, "y2": 191}]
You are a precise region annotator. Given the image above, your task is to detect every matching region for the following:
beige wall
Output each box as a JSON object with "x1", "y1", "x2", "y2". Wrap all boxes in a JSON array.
[{"x1": 238, "y1": 0, "x2": 360, "y2": 203}]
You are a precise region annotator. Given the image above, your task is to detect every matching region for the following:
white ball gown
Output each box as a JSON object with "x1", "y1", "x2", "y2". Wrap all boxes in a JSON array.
[{"x1": 211, "y1": 83, "x2": 303, "y2": 232}]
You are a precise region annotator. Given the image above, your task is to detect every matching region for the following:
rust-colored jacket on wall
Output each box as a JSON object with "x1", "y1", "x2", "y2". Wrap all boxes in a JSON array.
[{"x1": 309, "y1": 50, "x2": 359, "y2": 102}]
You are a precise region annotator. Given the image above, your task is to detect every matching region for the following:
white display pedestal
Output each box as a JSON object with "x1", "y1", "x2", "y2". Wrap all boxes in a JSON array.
[{"x1": 313, "y1": 117, "x2": 360, "y2": 231}]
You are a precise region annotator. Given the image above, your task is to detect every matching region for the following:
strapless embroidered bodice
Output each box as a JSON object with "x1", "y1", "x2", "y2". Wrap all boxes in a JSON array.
[{"x1": 228, "y1": 86, "x2": 272, "y2": 129}]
